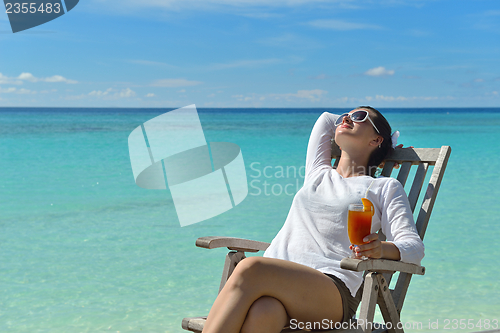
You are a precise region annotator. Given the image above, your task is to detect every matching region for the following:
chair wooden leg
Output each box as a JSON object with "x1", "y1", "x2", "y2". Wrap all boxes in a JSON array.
[
  {"x1": 393, "y1": 272, "x2": 413, "y2": 313},
  {"x1": 375, "y1": 274, "x2": 403, "y2": 333},
  {"x1": 358, "y1": 272, "x2": 379, "y2": 332},
  {"x1": 218, "y1": 251, "x2": 246, "y2": 294}
]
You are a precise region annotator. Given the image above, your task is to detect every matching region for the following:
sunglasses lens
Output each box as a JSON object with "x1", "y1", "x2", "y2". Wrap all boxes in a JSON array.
[
  {"x1": 351, "y1": 111, "x2": 368, "y2": 122},
  {"x1": 335, "y1": 113, "x2": 349, "y2": 126}
]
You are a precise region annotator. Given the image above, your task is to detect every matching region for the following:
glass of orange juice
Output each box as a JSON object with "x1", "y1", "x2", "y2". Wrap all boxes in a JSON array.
[{"x1": 348, "y1": 203, "x2": 374, "y2": 259}]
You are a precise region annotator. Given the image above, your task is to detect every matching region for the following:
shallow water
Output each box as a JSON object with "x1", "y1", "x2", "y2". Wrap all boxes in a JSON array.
[{"x1": 1, "y1": 107, "x2": 499, "y2": 332}]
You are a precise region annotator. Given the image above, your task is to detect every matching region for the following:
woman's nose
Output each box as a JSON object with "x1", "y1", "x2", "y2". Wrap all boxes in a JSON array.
[{"x1": 343, "y1": 114, "x2": 352, "y2": 124}]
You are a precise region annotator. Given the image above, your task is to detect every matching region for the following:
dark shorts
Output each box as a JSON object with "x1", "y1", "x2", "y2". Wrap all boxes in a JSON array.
[{"x1": 324, "y1": 273, "x2": 362, "y2": 323}]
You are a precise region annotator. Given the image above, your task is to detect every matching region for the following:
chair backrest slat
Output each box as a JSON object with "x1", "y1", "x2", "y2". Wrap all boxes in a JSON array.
[
  {"x1": 393, "y1": 146, "x2": 451, "y2": 313},
  {"x1": 396, "y1": 162, "x2": 412, "y2": 187},
  {"x1": 330, "y1": 143, "x2": 451, "y2": 317},
  {"x1": 415, "y1": 146, "x2": 451, "y2": 239},
  {"x1": 408, "y1": 162, "x2": 429, "y2": 213},
  {"x1": 381, "y1": 161, "x2": 395, "y2": 177}
]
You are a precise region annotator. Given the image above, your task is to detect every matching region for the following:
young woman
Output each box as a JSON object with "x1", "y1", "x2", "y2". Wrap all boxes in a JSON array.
[{"x1": 202, "y1": 107, "x2": 425, "y2": 333}]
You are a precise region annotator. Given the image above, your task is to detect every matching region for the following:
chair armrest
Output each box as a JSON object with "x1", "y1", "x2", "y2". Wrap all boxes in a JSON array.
[
  {"x1": 340, "y1": 258, "x2": 425, "y2": 275},
  {"x1": 196, "y1": 236, "x2": 270, "y2": 253}
]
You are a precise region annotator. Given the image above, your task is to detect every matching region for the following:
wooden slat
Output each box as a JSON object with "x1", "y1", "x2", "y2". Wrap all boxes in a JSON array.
[
  {"x1": 396, "y1": 162, "x2": 412, "y2": 187},
  {"x1": 407, "y1": 162, "x2": 428, "y2": 213},
  {"x1": 358, "y1": 273, "x2": 379, "y2": 333},
  {"x1": 415, "y1": 146, "x2": 452, "y2": 239},
  {"x1": 182, "y1": 317, "x2": 206, "y2": 333},
  {"x1": 340, "y1": 258, "x2": 425, "y2": 275},
  {"x1": 381, "y1": 161, "x2": 395, "y2": 177},
  {"x1": 393, "y1": 272, "x2": 413, "y2": 314},
  {"x1": 330, "y1": 143, "x2": 442, "y2": 165},
  {"x1": 219, "y1": 251, "x2": 245, "y2": 293},
  {"x1": 376, "y1": 274, "x2": 403, "y2": 333},
  {"x1": 385, "y1": 148, "x2": 442, "y2": 164},
  {"x1": 196, "y1": 236, "x2": 270, "y2": 252}
]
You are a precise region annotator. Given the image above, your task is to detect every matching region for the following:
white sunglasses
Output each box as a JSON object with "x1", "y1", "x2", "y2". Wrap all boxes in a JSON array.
[{"x1": 334, "y1": 110, "x2": 380, "y2": 134}]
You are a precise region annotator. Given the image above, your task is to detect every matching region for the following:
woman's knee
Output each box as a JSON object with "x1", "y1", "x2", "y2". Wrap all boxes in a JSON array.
[
  {"x1": 241, "y1": 296, "x2": 288, "y2": 333},
  {"x1": 229, "y1": 256, "x2": 268, "y2": 285}
]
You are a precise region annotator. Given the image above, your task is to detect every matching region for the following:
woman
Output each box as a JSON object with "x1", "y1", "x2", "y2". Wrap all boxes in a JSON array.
[{"x1": 202, "y1": 107, "x2": 424, "y2": 333}]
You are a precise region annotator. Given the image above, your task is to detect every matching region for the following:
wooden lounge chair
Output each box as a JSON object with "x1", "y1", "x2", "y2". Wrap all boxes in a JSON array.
[{"x1": 182, "y1": 144, "x2": 451, "y2": 333}]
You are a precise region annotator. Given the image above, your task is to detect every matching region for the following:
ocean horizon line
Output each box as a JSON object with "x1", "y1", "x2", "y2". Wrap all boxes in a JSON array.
[{"x1": 1, "y1": 106, "x2": 499, "y2": 113}]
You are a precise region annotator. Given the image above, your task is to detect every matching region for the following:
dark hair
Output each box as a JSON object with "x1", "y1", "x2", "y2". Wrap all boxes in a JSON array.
[{"x1": 357, "y1": 106, "x2": 393, "y2": 177}]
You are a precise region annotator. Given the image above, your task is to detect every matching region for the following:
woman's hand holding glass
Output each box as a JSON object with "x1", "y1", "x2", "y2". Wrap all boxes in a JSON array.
[{"x1": 349, "y1": 233, "x2": 382, "y2": 259}]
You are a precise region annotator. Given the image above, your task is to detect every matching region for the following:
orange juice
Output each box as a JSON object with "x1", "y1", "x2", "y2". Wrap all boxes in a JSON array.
[{"x1": 348, "y1": 205, "x2": 373, "y2": 245}]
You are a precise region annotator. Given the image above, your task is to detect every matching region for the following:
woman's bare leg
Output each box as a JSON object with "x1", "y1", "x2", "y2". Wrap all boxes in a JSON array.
[
  {"x1": 202, "y1": 256, "x2": 344, "y2": 333},
  {"x1": 240, "y1": 296, "x2": 288, "y2": 333}
]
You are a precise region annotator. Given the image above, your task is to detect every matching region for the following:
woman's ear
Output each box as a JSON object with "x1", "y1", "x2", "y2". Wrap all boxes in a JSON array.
[{"x1": 370, "y1": 136, "x2": 383, "y2": 147}]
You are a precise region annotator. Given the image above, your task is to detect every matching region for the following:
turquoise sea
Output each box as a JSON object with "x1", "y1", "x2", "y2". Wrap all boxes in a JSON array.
[{"x1": 1, "y1": 108, "x2": 499, "y2": 333}]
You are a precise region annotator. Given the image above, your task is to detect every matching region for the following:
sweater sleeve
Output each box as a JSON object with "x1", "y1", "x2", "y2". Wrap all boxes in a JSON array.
[
  {"x1": 379, "y1": 178, "x2": 425, "y2": 265},
  {"x1": 304, "y1": 112, "x2": 339, "y2": 184}
]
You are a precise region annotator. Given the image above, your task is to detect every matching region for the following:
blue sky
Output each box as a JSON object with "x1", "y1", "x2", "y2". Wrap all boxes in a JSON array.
[{"x1": 0, "y1": 0, "x2": 499, "y2": 108}]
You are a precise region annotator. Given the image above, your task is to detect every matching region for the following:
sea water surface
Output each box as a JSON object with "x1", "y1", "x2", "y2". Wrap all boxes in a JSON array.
[{"x1": 1, "y1": 108, "x2": 499, "y2": 332}]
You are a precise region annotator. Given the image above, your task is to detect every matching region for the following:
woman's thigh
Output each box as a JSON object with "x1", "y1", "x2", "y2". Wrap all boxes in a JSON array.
[{"x1": 228, "y1": 256, "x2": 344, "y2": 324}]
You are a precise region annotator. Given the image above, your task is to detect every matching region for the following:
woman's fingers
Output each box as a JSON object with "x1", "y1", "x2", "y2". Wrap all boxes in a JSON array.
[
  {"x1": 362, "y1": 233, "x2": 379, "y2": 243},
  {"x1": 354, "y1": 233, "x2": 382, "y2": 259}
]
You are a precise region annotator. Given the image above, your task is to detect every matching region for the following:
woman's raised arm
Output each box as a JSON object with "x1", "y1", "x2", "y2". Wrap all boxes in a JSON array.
[{"x1": 304, "y1": 112, "x2": 339, "y2": 183}]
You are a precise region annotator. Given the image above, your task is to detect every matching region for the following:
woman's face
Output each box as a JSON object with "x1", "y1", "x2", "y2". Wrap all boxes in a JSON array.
[{"x1": 335, "y1": 109, "x2": 382, "y2": 152}]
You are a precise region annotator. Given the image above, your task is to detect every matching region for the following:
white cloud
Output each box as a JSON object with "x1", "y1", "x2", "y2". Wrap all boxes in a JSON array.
[
  {"x1": 234, "y1": 89, "x2": 327, "y2": 103},
  {"x1": 18, "y1": 88, "x2": 34, "y2": 94},
  {"x1": 93, "y1": 0, "x2": 356, "y2": 11},
  {"x1": 89, "y1": 88, "x2": 113, "y2": 97},
  {"x1": 88, "y1": 88, "x2": 137, "y2": 99},
  {"x1": 0, "y1": 73, "x2": 22, "y2": 85},
  {"x1": 293, "y1": 89, "x2": 327, "y2": 101},
  {"x1": 11, "y1": 72, "x2": 78, "y2": 84},
  {"x1": 18, "y1": 73, "x2": 38, "y2": 82},
  {"x1": 366, "y1": 95, "x2": 448, "y2": 102},
  {"x1": 0, "y1": 87, "x2": 35, "y2": 94},
  {"x1": 364, "y1": 66, "x2": 395, "y2": 76},
  {"x1": 40, "y1": 89, "x2": 58, "y2": 94},
  {"x1": 45, "y1": 75, "x2": 78, "y2": 84},
  {"x1": 151, "y1": 78, "x2": 202, "y2": 87},
  {"x1": 484, "y1": 10, "x2": 500, "y2": 16},
  {"x1": 146, "y1": 93, "x2": 156, "y2": 97},
  {"x1": 0, "y1": 87, "x2": 18, "y2": 93},
  {"x1": 308, "y1": 19, "x2": 383, "y2": 31},
  {"x1": 119, "y1": 88, "x2": 136, "y2": 98},
  {"x1": 258, "y1": 33, "x2": 321, "y2": 50}
]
